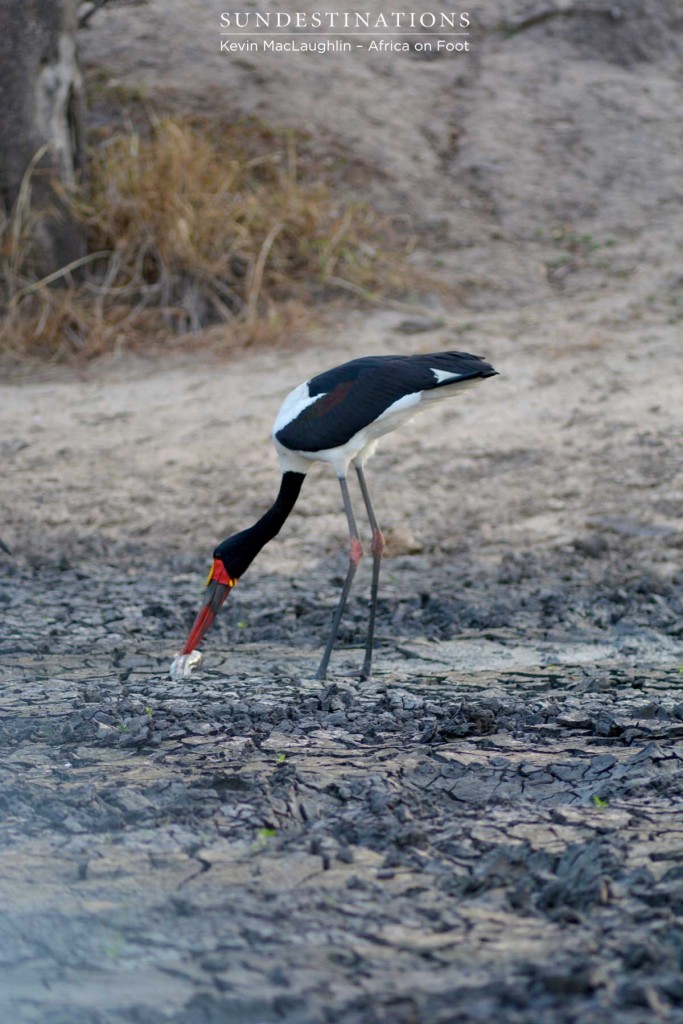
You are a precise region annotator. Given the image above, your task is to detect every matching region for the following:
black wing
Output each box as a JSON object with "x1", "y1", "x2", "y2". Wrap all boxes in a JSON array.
[{"x1": 275, "y1": 351, "x2": 497, "y2": 453}]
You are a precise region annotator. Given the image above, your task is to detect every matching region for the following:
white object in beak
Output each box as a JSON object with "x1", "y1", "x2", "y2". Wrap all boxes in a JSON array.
[{"x1": 169, "y1": 649, "x2": 204, "y2": 680}]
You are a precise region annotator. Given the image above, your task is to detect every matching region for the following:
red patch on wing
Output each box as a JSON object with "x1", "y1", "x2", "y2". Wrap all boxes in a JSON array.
[{"x1": 309, "y1": 380, "x2": 354, "y2": 417}]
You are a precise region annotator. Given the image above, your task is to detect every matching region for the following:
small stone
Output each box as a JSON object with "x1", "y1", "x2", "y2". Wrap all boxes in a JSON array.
[
  {"x1": 384, "y1": 525, "x2": 424, "y2": 557},
  {"x1": 394, "y1": 317, "x2": 443, "y2": 334}
]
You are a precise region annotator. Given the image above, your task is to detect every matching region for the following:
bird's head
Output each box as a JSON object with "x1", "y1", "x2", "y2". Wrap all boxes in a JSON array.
[
  {"x1": 177, "y1": 475, "x2": 301, "y2": 662},
  {"x1": 213, "y1": 530, "x2": 260, "y2": 579}
]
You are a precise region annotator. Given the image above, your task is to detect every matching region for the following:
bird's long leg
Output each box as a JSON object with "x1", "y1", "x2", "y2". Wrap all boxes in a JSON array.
[
  {"x1": 315, "y1": 475, "x2": 363, "y2": 681},
  {"x1": 355, "y1": 464, "x2": 385, "y2": 681}
]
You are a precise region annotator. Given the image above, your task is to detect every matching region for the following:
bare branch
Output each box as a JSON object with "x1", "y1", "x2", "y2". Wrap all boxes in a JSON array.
[{"x1": 78, "y1": 0, "x2": 147, "y2": 30}]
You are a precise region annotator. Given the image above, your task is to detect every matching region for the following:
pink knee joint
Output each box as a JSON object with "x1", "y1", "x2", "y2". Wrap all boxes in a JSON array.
[
  {"x1": 372, "y1": 529, "x2": 385, "y2": 557},
  {"x1": 350, "y1": 536, "x2": 364, "y2": 566}
]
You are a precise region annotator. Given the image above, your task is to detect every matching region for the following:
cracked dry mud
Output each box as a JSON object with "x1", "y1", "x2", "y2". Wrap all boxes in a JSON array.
[
  {"x1": 2, "y1": 0, "x2": 683, "y2": 1019},
  {"x1": 2, "y1": 553, "x2": 683, "y2": 1024}
]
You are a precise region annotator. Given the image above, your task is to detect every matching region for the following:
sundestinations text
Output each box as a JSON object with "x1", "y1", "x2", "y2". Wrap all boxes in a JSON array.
[{"x1": 220, "y1": 11, "x2": 470, "y2": 29}]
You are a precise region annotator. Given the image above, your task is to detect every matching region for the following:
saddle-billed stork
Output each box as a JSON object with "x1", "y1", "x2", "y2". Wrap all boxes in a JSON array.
[{"x1": 171, "y1": 350, "x2": 497, "y2": 681}]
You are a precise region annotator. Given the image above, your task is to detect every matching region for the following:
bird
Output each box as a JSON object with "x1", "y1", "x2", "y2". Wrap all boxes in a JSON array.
[{"x1": 173, "y1": 350, "x2": 498, "y2": 681}]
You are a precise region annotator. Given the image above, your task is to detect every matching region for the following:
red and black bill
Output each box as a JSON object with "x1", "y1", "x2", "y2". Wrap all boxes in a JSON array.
[{"x1": 181, "y1": 559, "x2": 237, "y2": 655}]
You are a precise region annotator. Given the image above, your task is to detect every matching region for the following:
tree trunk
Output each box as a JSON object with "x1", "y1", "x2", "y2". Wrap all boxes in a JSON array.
[{"x1": 0, "y1": 0, "x2": 85, "y2": 276}]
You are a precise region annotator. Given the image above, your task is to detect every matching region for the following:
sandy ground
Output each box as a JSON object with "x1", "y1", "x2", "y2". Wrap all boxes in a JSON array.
[
  {"x1": 1, "y1": 1, "x2": 683, "y2": 1021},
  {"x1": 1, "y1": 301, "x2": 680, "y2": 586}
]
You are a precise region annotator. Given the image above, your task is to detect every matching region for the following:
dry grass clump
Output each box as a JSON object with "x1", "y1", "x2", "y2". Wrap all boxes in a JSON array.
[{"x1": 0, "y1": 116, "x2": 409, "y2": 361}]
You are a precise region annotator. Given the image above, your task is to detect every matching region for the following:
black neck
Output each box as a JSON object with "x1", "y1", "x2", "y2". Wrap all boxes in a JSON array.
[
  {"x1": 253, "y1": 470, "x2": 305, "y2": 546},
  {"x1": 214, "y1": 471, "x2": 305, "y2": 578}
]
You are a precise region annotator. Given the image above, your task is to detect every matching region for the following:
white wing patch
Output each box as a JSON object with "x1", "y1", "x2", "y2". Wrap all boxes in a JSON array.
[
  {"x1": 430, "y1": 368, "x2": 463, "y2": 384},
  {"x1": 272, "y1": 381, "x2": 324, "y2": 436}
]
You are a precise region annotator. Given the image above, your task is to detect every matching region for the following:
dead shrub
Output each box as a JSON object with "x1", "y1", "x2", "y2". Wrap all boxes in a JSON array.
[{"x1": 0, "y1": 116, "x2": 410, "y2": 361}]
